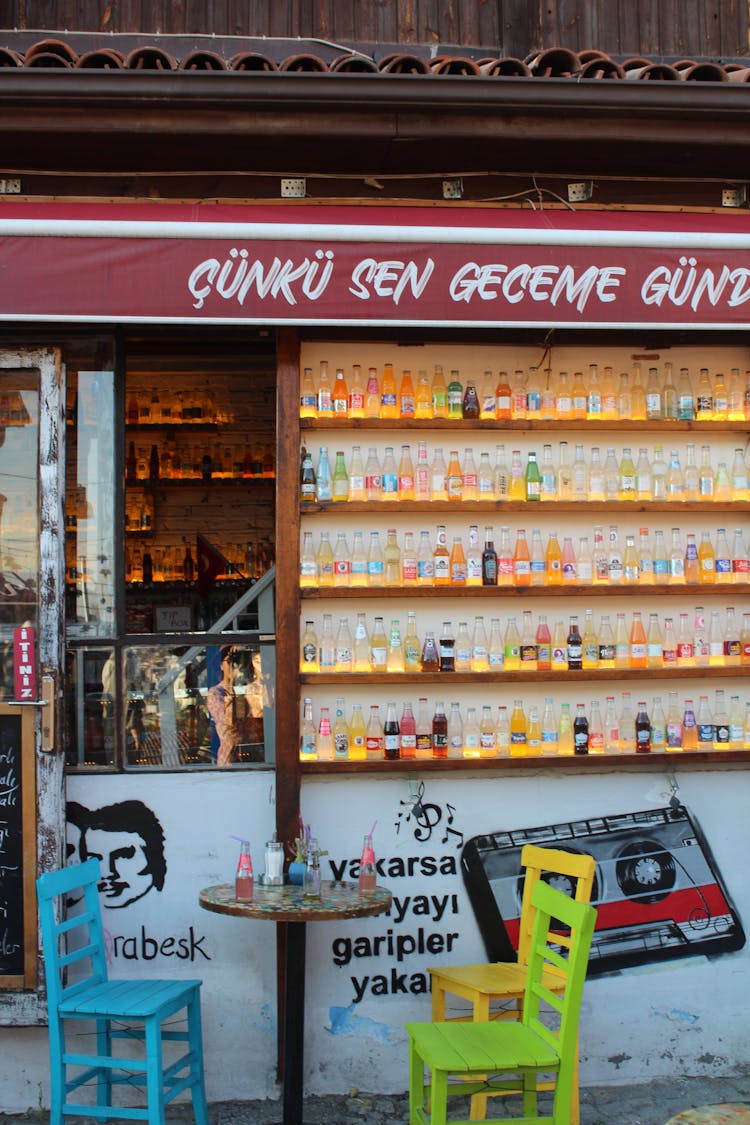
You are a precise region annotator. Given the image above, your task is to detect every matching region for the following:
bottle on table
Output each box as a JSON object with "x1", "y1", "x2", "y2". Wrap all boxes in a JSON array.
[
  {"x1": 383, "y1": 701, "x2": 400, "y2": 761},
  {"x1": 358, "y1": 835, "x2": 377, "y2": 895},
  {"x1": 235, "y1": 840, "x2": 254, "y2": 903},
  {"x1": 432, "y1": 700, "x2": 448, "y2": 759},
  {"x1": 635, "y1": 701, "x2": 651, "y2": 753}
]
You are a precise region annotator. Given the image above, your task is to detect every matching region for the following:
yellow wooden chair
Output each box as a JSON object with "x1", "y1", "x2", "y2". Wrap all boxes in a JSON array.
[{"x1": 428, "y1": 843, "x2": 596, "y2": 1123}]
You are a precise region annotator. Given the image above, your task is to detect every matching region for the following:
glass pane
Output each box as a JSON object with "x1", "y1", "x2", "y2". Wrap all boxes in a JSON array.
[
  {"x1": 64, "y1": 646, "x2": 117, "y2": 768},
  {"x1": 123, "y1": 641, "x2": 270, "y2": 768},
  {"x1": 0, "y1": 370, "x2": 39, "y2": 700},
  {"x1": 65, "y1": 357, "x2": 116, "y2": 638}
]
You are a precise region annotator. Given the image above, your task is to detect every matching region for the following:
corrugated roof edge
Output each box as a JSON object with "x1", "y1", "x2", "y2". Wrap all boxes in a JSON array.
[{"x1": 0, "y1": 34, "x2": 748, "y2": 80}]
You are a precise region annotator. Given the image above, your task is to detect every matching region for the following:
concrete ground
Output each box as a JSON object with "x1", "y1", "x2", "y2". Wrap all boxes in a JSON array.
[{"x1": 3, "y1": 1074, "x2": 750, "y2": 1125}]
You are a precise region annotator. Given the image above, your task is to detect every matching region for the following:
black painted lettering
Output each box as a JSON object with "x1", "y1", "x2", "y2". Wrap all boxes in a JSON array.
[{"x1": 351, "y1": 975, "x2": 369, "y2": 1003}]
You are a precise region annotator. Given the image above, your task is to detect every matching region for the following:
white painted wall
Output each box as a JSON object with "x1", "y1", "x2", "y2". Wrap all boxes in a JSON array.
[{"x1": 0, "y1": 764, "x2": 747, "y2": 1112}]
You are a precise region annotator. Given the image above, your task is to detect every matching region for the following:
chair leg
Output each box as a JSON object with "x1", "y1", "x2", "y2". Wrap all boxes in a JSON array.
[
  {"x1": 411, "y1": 1035, "x2": 427, "y2": 1125},
  {"x1": 145, "y1": 1018, "x2": 166, "y2": 1125},
  {"x1": 187, "y1": 991, "x2": 209, "y2": 1125},
  {"x1": 430, "y1": 1068, "x2": 449, "y2": 1125},
  {"x1": 48, "y1": 1020, "x2": 66, "y2": 1125},
  {"x1": 95, "y1": 1016, "x2": 113, "y2": 1120},
  {"x1": 467, "y1": 993, "x2": 492, "y2": 1122}
]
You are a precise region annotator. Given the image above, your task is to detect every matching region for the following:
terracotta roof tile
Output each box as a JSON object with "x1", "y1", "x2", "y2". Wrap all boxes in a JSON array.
[{"x1": 0, "y1": 36, "x2": 748, "y2": 82}]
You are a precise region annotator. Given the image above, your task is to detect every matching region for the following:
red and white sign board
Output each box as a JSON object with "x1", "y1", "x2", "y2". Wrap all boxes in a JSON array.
[
  {"x1": 13, "y1": 625, "x2": 36, "y2": 702},
  {"x1": 1, "y1": 202, "x2": 750, "y2": 328}
]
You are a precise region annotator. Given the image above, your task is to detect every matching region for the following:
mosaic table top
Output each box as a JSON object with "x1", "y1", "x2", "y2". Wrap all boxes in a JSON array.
[
  {"x1": 199, "y1": 879, "x2": 391, "y2": 922},
  {"x1": 665, "y1": 1106, "x2": 750, "y2": 1125}
]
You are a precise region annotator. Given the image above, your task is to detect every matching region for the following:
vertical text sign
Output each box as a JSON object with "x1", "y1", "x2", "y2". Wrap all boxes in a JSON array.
[{"x1": 13, "y1": 626, "x2": 35, "y2": 702}]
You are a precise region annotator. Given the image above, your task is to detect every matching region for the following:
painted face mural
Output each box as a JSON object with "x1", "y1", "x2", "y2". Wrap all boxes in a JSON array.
[{"x1": 66, "y1": 799, "x2": 166, "y2": 909}]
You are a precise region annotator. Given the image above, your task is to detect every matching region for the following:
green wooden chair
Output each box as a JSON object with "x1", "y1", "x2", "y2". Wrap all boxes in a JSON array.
[
  {"x1": 407, "y1": 881, "x2": 597, "y2": 1125},
  {"x1": 37, "y1": 858, "x2": 208, "y2": 1125}
]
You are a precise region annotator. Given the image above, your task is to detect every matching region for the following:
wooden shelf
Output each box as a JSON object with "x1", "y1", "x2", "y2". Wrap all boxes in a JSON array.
[
  {"x1": 300, "y1": 748, "x2": 750, "y2": 773},
  {"x1": 301, "y1": 418, "x2": 750, "y2": 432},
  {"x1": 302, "y1": 500, "x2": 750, "y2": 514},
  {"x1": 301, "y1": 665, "x2": 747, "y2": 685},
  {"x1": 300, "y1": 582, "x2": 748, "y2": 598}
]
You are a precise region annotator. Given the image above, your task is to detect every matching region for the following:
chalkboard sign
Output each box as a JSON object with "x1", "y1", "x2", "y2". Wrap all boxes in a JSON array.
[{"x1": 0, "y1": 707, "x2": 36, "y2": 989}]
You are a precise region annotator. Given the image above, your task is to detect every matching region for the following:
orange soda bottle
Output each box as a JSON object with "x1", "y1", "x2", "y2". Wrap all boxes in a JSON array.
[
  {"x1": 380, "y1": 362, "x2": 398, "y2": 418},
  {"x1": 629, "y1": 610, "x2": 647, "y2": 668},
  {"x1": 399, "y1": 369, "x2": 415, "y2": 418},
  {"x1": 332, "y1": 367, "x2": 349, "y2": 416},
  {"x1": 545, "y1": 532, "x2": 563, "y2": 585},
  {"x1": 495, "y1": 371, "x2": 512, "y2": 419},
  {"x1": 449, "y1": 537, "x2": 467, "y2": 586},
  {"x1": 513, "y1": 528, "x2": 531, "y2": 587}
]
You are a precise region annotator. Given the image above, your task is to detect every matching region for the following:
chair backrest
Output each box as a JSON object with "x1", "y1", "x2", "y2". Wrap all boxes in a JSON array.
[
  {"x1": 36, "y1": 858, "x2": 109, "y2": 1007},
  {"x1": 515, "y1": 844, "x2": 596, "y2": 969},
  {"x1": 521, "y1": 880, "x2": 597, "y2": 1114}
]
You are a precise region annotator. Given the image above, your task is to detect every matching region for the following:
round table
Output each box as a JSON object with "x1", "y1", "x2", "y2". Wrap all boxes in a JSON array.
[{"x1": 199, "y1": 880, "x2": 391, "y2": 1125}]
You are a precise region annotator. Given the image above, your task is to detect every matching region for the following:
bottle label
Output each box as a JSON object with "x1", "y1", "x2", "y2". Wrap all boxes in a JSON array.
[
  {"x1": 583, "y1": 642, "x2": 598, "y2": 664},
  {"x1": 653, "y1": 558, "x2": 668, "y2": 577},
  {"x1": 498, "y1": 557, "x2": 514, "y2": 578},
  {"x1": 552, "y1": 645, "x2": 567, "y2": 666},
  {"x1": 433, "y1": 732, "x2": 448, "y2": 751},
  {"x1": 455, "y1": 645, "x2": 471, "y2": 665},
  {"x1": 489, "y1": 650, "x2": 505, "y2": 668},
  {"x1": 417, "y1": 558, "x2": 435, "y2": 580},
  {"x1": 366, "y1": 736, "x2": 383, "y2": 755},
  {"x1": 302, "y1": 642, "x2": 317, "y2": 663},
  {"x1": 334, "y1": 733, "x2": 349, "y2": 759},
  {"x1": 542, "y1": 730, "x2": 558, "y2": 744},
  {"x1": 467, "y1": 557, "x2": 483, "y2": 581},
  {"x1": 631, "y1": 643, "x2": 646, "y2": 661},
  {"x1": 698, "y1": 723, "x2": 713, "y2": 743},
  {"x1": 416, "y1": 733, "x2": 432, "y2": 753},
  {"x1": 521, "y1": 644, "x2": 538, "y2": 664},
  {"x1": 365, "y1": 472, "x2": 382, "y2": 491},
  {"x1": 300, "y1": 560, "x2": 317, "y2": 577},
  {"x1": 480, "y1": 731, "x2": 496, "y2": 749},
  {"x1": 733, "y1": 558, "x2": 749, "y2": 574},
  {"x1": 510, "y1": 730, "x2": 526, "y2": 744},
  {"x1": 434, "y1": 557, "x2": 450, "y2": 581},
  {"x1": 716, "y1": 557, "x2": 731, "y2": 576},
  {"x1": 367, "y1": 560, "x2": 384, "y2": 578},
  {"x1": 514, "y1": 560, "x2": 530, "y2": 577},
  {"x1": 497, "y1": 394, "x2": 511, "y2": 412},
  {"x1": 349, "y1": 392, "x2": 364, "y2": 412},
  {"x1": 505, "y1": 643, "x2": 520, "y2": 662},
  {"x1": 334, "y1": 559, "x2": 350, "y2": 577},
  {"x1": 381, "y1": 392, "x2": 397, "y2": 408},
  {"x1": 599, "y1": 642, "x2": 615, "y2": 662},
  {"x1": 399, "y1": 473, "x2": 415, "y2": 492},
  {"x1": 526, "y1": 479, "x2": 541, "y2": 498},
  {"x1": 382, "y1": 472, "x2": 398, "y2": 493},
  {"x1": 714, "y1": 723, "x2": 729, "y2": 745},
  {"x1": 451, "y1": 562, "x2": 467, "y2": 583},
  {"x1": 666, "y1": 722, "x2": 682, "y2": 748},
  {"x1": 349, "y1": 474, "x2": 364, "y2": 492},
  {"x1": 402, "y1": 559, "x2": 418, "y2": 582},
  {"x1": 724, "y1": 639, "x2": 741, "y2": 658}
]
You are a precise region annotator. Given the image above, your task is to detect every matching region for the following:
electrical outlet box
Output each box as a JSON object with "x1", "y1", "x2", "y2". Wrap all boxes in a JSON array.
[
  {"x1": 722, "y1": 186, "x2": 746, "y2": 207},
  {"x1": 281, "y1": 178, "x2": 306, "y2": 198},
  {"x1": 0, "y1": 178, "x2": 21, "y2": 194},
  {"x1": 442, "y1": 178, "x2": 463, "y2": 200},
  {"x1": 567, "y1": 181, "x2": 593, "y2": 202}
]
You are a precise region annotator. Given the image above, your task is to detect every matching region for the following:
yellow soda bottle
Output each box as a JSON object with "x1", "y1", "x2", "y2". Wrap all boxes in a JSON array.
[
  {"x1": 414, "y1": 371, "x2": 433, "y2": 418},
  {"x1": 348, "y1": 704, "x2": 367, "y2": 761},
  {"x1": 509, "y1": 699, "x2": 527, "y2": 757},
  {"x1": 698, "y1": 531, "x2": 716, "y2": 583}
]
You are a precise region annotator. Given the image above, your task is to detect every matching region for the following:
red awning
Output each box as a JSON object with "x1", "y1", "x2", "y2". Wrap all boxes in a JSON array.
[{"x1": 1, "y1": 202, "x2": 750, "y2": 328}]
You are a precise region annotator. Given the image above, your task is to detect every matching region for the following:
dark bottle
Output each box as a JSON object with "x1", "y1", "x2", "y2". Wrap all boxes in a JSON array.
[
  {"x1": 183, "y1": 545, "x2": 195, "y2": 583},
  {"x1": 300, "y1": 452, "x2": 317, "y2": 501},
  {"x1": 421, "y1": 629, "x2": 440, "y2": 671},
  {"x1": 383, "y1": 701, "x2": 400, "y2": 761},
  {"x1": 201, "y1": 451, "x2": 213, "y2": 480},
  {"x1": 439, "y1": 621, "x2": 455, "y2": 672},
  {"x1": 432, "y1": 700, "x2": 448, "y2": 759},
  {"x1": 142, "y1": 550, "x2": 153, "y2": 584},
  {"x1": 149, "y1": 444, "x2": 160, "y2": 482},
  {"x1": 567, "y1": 615, "x2": 583, "y2": 670},
  {"x1": 481, "y1": 526, "x2": 498, "y2": 586},
  {"x1": 635, "y1": 701, "x2": 651, "y2": 753},
  {"x1": 462, "y1": 380, "x2": 480, "y2": 419},
  {"x1": 573, "y1": 703, "x2": 589, "y2": 755},
  {"x1": 126, "y1": 440, "x2": 137, "y2": 482}
]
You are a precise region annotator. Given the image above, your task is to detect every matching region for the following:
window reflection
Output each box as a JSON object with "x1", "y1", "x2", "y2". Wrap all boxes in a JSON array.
[{"x1": 123, "y1": 643, "x2": 267, "y2": 768}]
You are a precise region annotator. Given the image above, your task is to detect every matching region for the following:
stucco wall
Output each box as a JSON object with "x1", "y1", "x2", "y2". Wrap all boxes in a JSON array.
[{"x1": 0, "y1": 764, "x2": 746, "y2": 1111}]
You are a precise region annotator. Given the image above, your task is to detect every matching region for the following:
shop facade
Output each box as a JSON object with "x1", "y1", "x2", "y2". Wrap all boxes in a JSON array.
[{"x1": 0, "y1": 37, "x2": 749, "y2": 1111}]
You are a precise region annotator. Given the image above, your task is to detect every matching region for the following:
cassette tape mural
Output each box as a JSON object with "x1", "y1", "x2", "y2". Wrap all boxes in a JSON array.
[{"x1": 462, "y1": 805, "x2": 745, "y2": 974}]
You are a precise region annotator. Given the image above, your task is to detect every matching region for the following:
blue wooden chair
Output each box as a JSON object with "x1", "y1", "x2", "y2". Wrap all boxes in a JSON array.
[{"x1": 37, "y1": 858, "x2": 208, "y2": 1125}]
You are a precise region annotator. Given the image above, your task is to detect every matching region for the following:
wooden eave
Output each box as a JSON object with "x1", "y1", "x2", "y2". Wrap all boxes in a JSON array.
[{"x1": 0, "y1": 71, "x2": 748, "y2": 182}]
